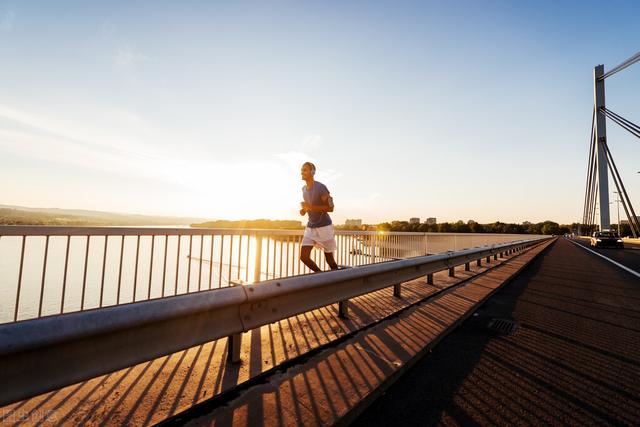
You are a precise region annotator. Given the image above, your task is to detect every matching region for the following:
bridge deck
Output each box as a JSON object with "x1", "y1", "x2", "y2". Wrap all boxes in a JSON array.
[
  {"x1": 354, "y1": 237, "x2": 640, "y2": 426},
  {"x1": 0, "y1": 243, "x2": 529, "y2": 426},
  {"x1": 5, "y1": 238, "x2": 631, "y2": 426}
]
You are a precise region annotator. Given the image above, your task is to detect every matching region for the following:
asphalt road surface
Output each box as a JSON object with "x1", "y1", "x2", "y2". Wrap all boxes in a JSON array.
[{"x1": 570, "y1": 237, "x2": 640, "y2": 274}]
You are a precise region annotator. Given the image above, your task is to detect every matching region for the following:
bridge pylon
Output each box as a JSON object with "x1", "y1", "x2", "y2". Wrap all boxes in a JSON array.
[{"x1": 593, "y1": 64, "x2": 610, "y2": 231}]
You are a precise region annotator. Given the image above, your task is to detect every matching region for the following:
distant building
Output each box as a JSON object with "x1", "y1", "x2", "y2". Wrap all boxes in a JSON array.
[
  {"x1": 620, "y1": 216, "x2": 640, "y2": 225},
  {"x1": 345, "y1": 219, "x2": 362, "y2": 227},
  {"x1": 425, "y1": 217, "x2": 437, "y2": 225},
  {"x1": 409, "y1": 217, "x2": 420, "y2": 225}
]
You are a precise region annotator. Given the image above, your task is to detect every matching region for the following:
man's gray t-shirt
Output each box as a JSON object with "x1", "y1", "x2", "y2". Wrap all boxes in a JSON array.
[{"x1": 302, "y1": 181, "x2": 332, "y2": 228}]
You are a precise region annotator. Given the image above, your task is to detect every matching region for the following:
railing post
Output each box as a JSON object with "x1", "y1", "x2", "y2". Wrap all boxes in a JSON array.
[
  {"x1": 253, "y1": 235, "x2": 263, "y2": 283},
  {"x1": 477, "y1": 259, "x2": 481, "y2": 267},
  {"x1": 448, "y1": 267, "x2": 455, "y2": 277},
  {"x1": 494, "y1": 254, "x2": 498, "y2": 260},
  {"x1": 427, "y1": 273, "x2": 434, "y2": 285},
  {"x1": 393, "y1": 283, "x2": 402, "y2": 297},
  {"x1": 372, "y1": 235, "x2": 377, "y2": 263},
  {"x1": 465, "y1": 262, "x2": 470, "y2": 271},
  {"x1": 486, "y1": 256, "x2": 491, "y2": 263}
]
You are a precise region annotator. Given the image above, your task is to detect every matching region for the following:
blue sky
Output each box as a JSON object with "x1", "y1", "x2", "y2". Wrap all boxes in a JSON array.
[{"x1": 0, "y1": 0, "x2": 638, "y2": 224}]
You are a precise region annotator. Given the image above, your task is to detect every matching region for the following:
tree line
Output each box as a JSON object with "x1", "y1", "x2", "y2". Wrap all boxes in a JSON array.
[{"x1": 373, "y1": 220, "x2": 575, "y2": 235}]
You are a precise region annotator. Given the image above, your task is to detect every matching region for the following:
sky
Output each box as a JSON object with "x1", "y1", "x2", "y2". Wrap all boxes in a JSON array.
[{"x1": 0, "y1": 0, "x2": 639, "y2": 225}]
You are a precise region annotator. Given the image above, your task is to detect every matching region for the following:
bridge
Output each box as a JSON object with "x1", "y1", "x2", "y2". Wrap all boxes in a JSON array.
[{"x1": 1, "y1": 53, "x2": 640, "y2": 426}]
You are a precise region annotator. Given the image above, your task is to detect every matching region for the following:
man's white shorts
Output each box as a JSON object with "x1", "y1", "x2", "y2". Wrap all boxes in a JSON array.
[{"x1": 302, "y1": 224, "x2": 337, "y2": 253}]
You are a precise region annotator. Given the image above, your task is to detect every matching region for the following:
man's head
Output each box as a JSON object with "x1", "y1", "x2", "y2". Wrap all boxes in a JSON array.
[{"x1": 301, "y1": 162, "x2": 316, "y2": 180}]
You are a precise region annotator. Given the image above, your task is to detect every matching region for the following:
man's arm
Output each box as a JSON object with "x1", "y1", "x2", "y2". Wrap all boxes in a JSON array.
[{"x1": 301, "y1": 194, "x2": 334, "y2": 213}]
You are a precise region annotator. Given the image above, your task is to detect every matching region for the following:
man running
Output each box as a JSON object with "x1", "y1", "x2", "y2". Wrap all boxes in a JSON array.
[{"x1": 299, "y1": 162, "x2": 339, "y2": 272}]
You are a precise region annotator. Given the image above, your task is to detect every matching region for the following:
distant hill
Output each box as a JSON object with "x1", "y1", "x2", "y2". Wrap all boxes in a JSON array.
[{"x1": 0, "y1": 204, "x2": 208, "y2": 226}]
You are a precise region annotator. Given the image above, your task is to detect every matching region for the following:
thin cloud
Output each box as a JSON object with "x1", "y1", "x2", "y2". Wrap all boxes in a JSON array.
[
  {"x1": 0, "y1": 104, "x2": 151, "y2": 160},
  {"x1": 301, "y1": 134, "x2": 323, "y2": 151},
  {"x1": 0, "y1": 9, "x2": 14, "y2": 32},
  {"x1": 274, "y1": 151, "x2": 315, "y2": 172},
  {"x1": 274, "y1": 150, "x2": 342, "y2": 183},
  {"x1": 113, "y1": 45, "x2": 151, "y2": 67},
  {"x1": 0, "y1": 105, "x2": 296, "y2": 217},
  {"x1": 112, "y1": 44, "x2": 151, "y2": 84},
  {"x1": 101, "y1": 20, "x2": 117, "y2": 39},
  {"x1": 316, "y1": 168, "x2": 342, "y2": 184}
]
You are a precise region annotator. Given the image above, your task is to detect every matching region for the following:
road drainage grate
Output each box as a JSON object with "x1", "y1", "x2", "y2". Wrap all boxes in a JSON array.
[{"x1": 488, "y1": 318, "x2": 519, "y2": 335}]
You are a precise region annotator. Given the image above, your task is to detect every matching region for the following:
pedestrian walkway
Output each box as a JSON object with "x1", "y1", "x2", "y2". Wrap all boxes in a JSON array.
[
  {"x1": 354, "y1": 238, "x2": 640, "y2": 426},
  {"x1": 0, "y1": 241, "x2": 538, "y2": 426}
]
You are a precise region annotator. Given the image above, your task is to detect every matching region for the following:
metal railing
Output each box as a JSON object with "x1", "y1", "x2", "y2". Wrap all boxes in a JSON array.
[
  {"x1": 0, "y1": 236, "x2": 551, "y2": 406},
  {"x1": 0, "y1": 226, "x2": 543, "y2": 324}
]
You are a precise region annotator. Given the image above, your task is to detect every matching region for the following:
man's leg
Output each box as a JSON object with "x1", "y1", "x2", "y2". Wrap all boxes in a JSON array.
[
  {"x1": 324, "y1": 252, "x2": 339, "y2": 270},
  {"x1": 300, "y1": 245, "x2": 321, "y2": 272}
]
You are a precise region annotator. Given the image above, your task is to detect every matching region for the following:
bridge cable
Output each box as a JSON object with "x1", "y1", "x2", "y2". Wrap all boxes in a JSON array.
[
  {"x1": 587, "y1": 133, "x2": 599, "y2": 230},
  {"x1": 585, "y1": 149, "x2": 598, "y2": 232},
  {"x1": 605, "y1": 108, "x2": 640, "y2": 134},
  {"x1": 590, "y1": 186, "x2": 598, "y2": 230},
  {"x1": 582, "y1": 109, "x2": 596, "y2": 226},
  {"x1": 588, "y1": 129, "x2": 599, "y2": 231},
  {"x1": 601, "y1": 108, "x2": 640, "y2": 139},
  {"x1": 603, "y1": 139, "x2": 640, "y2": 235},
  {"x1": 600, "y1": 50, "x2": 640, "y2": 80},
  {"x1": 603, "y1": 142, "x2": 640, "y2": 237},
  {"x1": 605, "y1": 113, "x2": 640, "y2": 139},
  {"x1": 604, "y1": 150, "x2": 638, "y2": 237}
]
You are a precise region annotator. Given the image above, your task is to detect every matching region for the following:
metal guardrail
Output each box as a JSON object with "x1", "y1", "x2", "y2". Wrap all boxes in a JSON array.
[
  {"x1": 0, "y1": 236, "x2": 550, "y2": 406},
  {"x1": 0, "y1": 226, "x2": 541, "y2": 324}
]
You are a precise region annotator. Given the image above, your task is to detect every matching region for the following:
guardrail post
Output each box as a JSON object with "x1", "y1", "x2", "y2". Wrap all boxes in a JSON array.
[
  {"x1": 427, "y1": 273, "x2": 434, "y2": 285},
  {"x1": 338, "y1": 300, "x2": 349, "y2": 318},
  {"x1": 476, "y1": 259, "x2": 481, "y2": 266},
  {"x1": 465, "y1": 262, "x2": 470, "y2": 271},
  {"x1": 227, "y1": 281, "x2": 243, "y2": 363},
  {"x1": 493, "y1": 254, "x2": 498, "y2": 260},
  {"x1": 448, "y1": 267, "x2": 455, "y2": 277},
  {"x1": 227, "y1": 333, "x2": 242, "y2": 364},
  {"x1": 486, "y1": 256, "x2": 491, "y2": 263},
  {"x1": 253, "y1": 236, "x2": 263, "y2": 283},
  {"x1": 393, "y1": 283, "x2": 402, "y2": 297}
]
